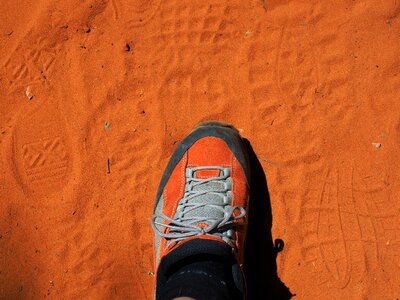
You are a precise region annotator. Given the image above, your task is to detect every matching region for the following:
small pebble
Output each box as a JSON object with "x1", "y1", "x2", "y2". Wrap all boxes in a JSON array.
[
  {"x1": 25, "y1": 86, "x2": 33, "y2": 100},
  {"x1": 124, "y1": 43, "x2": 131, "y2": 52},
  {"x1": 372, "y1": 142, "x2": 381, "y2": 149},
  {"x1": 84, "y1": 27, "x2": 91, "y2": 33}
]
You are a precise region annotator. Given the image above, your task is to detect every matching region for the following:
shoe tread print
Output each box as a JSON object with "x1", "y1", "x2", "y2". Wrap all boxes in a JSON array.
[{"x1": 301, "y1": 164, "x2": 400, "y2": 290}]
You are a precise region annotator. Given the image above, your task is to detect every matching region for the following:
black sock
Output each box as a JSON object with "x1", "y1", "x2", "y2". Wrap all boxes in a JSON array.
[{"x1": 156, "y1": 239, "x2": 244, "y2": 300}]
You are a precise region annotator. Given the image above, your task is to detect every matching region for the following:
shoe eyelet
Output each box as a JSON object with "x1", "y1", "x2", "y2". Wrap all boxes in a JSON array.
[
  {"x1": 185, "y1": 184, "x2": 192, "y2": 192},
  {"x1": 186, "y1": 168, "x2": 194, "y2": 177},
  {"x1": 224, "y1": 180, "x2": 232, "y2": 191},
  {"x1": 223, "y1": 195, "x2": 231, "y2": 205},
  {"x1": 223, "y1": 168, "x2": 230, "y2": 176},
  {"x1": 227, "y1": 229, "x2": 235, "y2": 238},
  {"x1": 222, "y1": 237, "x2": 230, "y2": 244},
  {"x1": 225, "y1": 191, "x2": 232, "y2": 204}
]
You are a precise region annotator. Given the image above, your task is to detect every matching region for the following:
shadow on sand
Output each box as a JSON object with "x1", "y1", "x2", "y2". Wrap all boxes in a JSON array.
[{"x1": 243, "y1": 139, "x2": 293, "y2": 300}]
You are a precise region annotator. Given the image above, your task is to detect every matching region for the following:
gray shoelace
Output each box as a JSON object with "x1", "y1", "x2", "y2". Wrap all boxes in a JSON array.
[{"x1": 152, "y1": 166, "x2": 246, "y2": 247}]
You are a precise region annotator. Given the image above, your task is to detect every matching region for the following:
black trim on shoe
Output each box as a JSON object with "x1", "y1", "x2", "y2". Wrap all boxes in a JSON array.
[{"x1": 153, "y1": 121, "x2": 251, "y2": 213}]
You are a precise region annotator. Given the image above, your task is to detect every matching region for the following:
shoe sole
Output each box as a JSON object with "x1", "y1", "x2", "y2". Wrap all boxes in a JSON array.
[{"x1": 153, "y1": 121, "x2": 250, "y2": 213}]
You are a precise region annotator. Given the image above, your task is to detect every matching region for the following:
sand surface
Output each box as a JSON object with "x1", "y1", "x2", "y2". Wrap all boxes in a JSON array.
[{"x1": 1, "y1": 0, "x2": 400, "y2": 298}]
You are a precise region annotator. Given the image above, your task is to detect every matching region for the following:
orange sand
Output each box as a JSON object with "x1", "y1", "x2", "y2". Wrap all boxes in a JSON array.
[{"x1": 1, "y1": 0, "x2": 400, "y2": 298}]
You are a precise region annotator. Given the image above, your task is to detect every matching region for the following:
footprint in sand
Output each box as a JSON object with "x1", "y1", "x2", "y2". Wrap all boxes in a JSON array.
[
  {"x1": 276, "y1": 25, "x2": 320, "y2": 103},
  {"x1": 137, "y1": 1, "x2": 242, "y2": 141},
  {"x1": 301, "y1": 165, "x2": 400, "y2": 289},
  {"x1": 110, "y1": 0, "x2": 161, "y2": 28},
  {"x1": 11, "y1": 102, "x2": 74, "y2": 196},
  {"x1": 2, "y1": 35, "x2": 62, "y2": 90}
]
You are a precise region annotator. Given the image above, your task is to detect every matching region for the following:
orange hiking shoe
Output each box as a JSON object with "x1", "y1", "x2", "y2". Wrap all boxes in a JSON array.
[{"x1": 152, "y1": 122, "x2": 251, "y2": 299}]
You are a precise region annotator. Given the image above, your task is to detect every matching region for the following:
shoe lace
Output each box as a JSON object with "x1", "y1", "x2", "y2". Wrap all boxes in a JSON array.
[{"x1": 152, "y1": 166, "x2": 246, "y2": 247}]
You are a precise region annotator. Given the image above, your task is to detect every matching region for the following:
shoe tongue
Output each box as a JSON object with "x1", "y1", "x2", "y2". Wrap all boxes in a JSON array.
[
  {"x1": 194, "y1": 169, "x2": 221, "y2": 179},
  {"x1": 183, "y1": 176, "x2": 226, "y2": 222}
]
